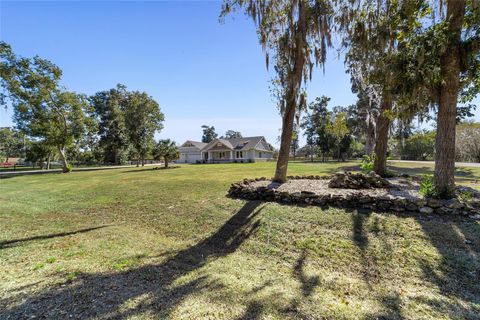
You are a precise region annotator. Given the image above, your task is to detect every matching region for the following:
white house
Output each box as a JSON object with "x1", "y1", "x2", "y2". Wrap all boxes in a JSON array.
[
  {"x1": 178, "y1": 141, "x2": 208, "y2": 163},
  {"x1": 178, "y1": 136, "x2": 274, "y2": 164}
]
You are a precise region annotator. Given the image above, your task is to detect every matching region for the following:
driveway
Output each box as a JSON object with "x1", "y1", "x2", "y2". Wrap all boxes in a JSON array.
[{"x1": 389, "y1": 160, "x2": 480, "y2": 168}]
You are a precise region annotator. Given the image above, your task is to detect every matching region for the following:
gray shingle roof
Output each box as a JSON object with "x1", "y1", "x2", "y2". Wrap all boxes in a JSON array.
[
  {"x1": 202, "y1": 136, "x2": 272, "y2": 152},
  {"x1": 180, "y1": 141, "x2": 208, "y2": 150}
]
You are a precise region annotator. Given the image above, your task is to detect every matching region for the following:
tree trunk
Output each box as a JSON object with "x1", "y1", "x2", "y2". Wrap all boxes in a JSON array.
[
  {"x1": 373, "y1": 98, "x2": 392, "y2": 177},
  {"x1": 364, "y1": 123, "x2": 375, "y2": 157},
  {"x1": 434, "y1": 0, "x2": 465, "y2": 198},
  {"x1": 164, "y1": 158, "x2": 168, "y2": 168},
  {"x1": 273, "y1": 0, "x2": 306, "y2": 183},
  {"x1": 47, "y1": 154, "x2": 51, "y2": 170},
  {"x1": 58, "y1": 146, "x2": 69, "y2": 173}
]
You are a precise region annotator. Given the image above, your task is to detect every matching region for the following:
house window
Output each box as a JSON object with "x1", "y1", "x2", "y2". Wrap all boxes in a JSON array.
[
  {"x1": 236, "y1": 151, "x2": 243, "y2": 158},
  {"x1": 259, "y1": 152, "x2": 262, "y2": 158}
]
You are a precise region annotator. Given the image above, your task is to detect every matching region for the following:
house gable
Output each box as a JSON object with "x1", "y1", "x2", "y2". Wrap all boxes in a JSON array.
[
  {"x1": 251, "y1": 137, "x2": 273, "y2": 152},
  {"x1": 202, "y1": 139, "x2": 234, "y2": 152}
]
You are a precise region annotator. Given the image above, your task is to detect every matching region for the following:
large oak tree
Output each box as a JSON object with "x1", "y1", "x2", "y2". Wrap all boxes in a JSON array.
[
  {"x1": 0, "y1": 42, "x2": 91, "y2": 173},
  {"x1": 222, "y1": 0, "x2": 333, "y2": 182}
]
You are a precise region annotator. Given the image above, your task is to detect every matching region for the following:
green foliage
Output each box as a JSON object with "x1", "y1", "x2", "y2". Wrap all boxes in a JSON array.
[
  {"x1": 25, "y1": 141, "x2": 54, "y2": 168},
  {"x1": 0, "y1": 127, "x2": 24, "y2": 161},
  {"x1": 224, "y1": 130, "x2": 242, "y2": 139},
  {"x1": 301, "y1": 96, "x2": 335, "y2": 160},
  {"x1": 419, "y1": 175, "x2": 437, "y2": 198},
  {"x1": 201, "y1": 125, "x2": 218, "y2": 143},
  {"x1": 360, "y1": 155, "x2": 374, "y2": 173},
  {"x1": 400, "y1": 131, "x2": 436, "y2": 161},
  {"x1": 0, "y1": 42, "x2": 90, "y2": 172},
  {"x1": 90, "y1": 85, "x2": 130, "y2": 164},
  {"x1": 457, "y1": 190, "x2": 473, "y2": 202},
  {"x1": 124, "y1": 91, "x2": 164, "y2": 164},
  {"x1": 326, "y1": 111, "x2": 350, "y2": 160},
  {"x1": 154, "y1": 139, "x2": 180, "y2": 168}
]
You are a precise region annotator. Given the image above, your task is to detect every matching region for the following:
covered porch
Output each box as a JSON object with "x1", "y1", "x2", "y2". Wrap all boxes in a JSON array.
[{"x1": 201, "y1": 150, "x2": 233, "y2": 162}]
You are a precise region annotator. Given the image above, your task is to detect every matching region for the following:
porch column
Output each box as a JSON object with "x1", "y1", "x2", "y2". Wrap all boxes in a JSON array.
[
  {"x1": 230, "y1": 150, "x2": 233, "y2": 160},
  {"x1": 208, "y1": 151, "x2": 212, "y2": 162}
]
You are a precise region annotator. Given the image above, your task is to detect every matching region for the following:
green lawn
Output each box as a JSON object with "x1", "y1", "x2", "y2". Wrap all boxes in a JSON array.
[{"x1": 1, "y1": 161, "x2": 479, "y2": 319}]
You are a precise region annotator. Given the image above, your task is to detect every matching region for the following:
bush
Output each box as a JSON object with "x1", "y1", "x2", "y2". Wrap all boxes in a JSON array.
[
  {"x1": 400, "y1": 131, "x2": 435, "y2": 161},
  {"x1": 360, "y1": 155, "x2": 374, "y2": 173},
  {"x1": 419, "y1": 175, "x2": 437, "y2": 198}
]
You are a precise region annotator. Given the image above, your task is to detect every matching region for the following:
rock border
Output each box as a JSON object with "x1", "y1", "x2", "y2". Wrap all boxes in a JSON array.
[{"x1": 228, "y1": 176, "x2": 480, "y2": 220}]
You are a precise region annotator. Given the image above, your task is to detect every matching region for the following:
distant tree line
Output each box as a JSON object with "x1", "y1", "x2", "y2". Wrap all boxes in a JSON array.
[{"x1": 0, "y1": 42, "x2": 175, "y2": 171}]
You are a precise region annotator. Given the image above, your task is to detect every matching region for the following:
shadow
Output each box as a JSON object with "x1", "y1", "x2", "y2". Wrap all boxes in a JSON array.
[
  {"x1": 0, "y1": 201, "x2": 264, "y2": 319},
  {"x1": 235, "y1": 300, "x2": 264, "y2": 320},
  {"x1": 352, "y1": 211, "x2": 406, "y2": 319},
  {"x1": 0, "y1": 225, "x2": 111, "y2": 249},
  {"x1": 293, "y1": 250, "x2": 319, "y2": 297},
  {"x1": 0, "y1": 174, "x2": 20, "y2": 180},
  {"x1": 374, "y1": 292, "x2": 404, "y2": 320},
  {"x1": 415, "y1": 215, "x2": 480, "y2": 318},
  {"x1": 351, "y1": 211, "x2": 381, "y2": 289},
  {"x1": 123, "y1": 166, "x2": 180, "y2": 173}
]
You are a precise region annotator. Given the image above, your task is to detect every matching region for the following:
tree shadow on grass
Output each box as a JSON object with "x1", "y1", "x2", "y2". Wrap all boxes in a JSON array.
[
  {"x1": 351, "y1": 210, "x2": 406, "y2": 319},
  {"x1": 123, "y1": 166, "x2": 180, "y2": 173},
  {"x1": 0, "y1": 225, "x2": 111, "y2": 249},
  {"x1": 350, "y1": 209, "x2": 479, "y2": 319},
  {"x1": 293, "y1": 250, "x2": 320, "y2": 298},
  {"x1": 0, "y1": 201, "x2": 264, "y2": 319},
  {"x1": 415, "y1": 216, "x2": 480, "y2": 318}
]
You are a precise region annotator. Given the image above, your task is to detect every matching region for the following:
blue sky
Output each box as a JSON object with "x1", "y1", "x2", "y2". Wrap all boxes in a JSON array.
[{"x1": 0, "y1": 1, "x2": 478, "y2": 147}]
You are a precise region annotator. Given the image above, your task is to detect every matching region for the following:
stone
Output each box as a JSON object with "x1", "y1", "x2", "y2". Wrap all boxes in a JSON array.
[
  {"x1": 419, "y1": 207, "x2": 434, "y2": 214},
  {"x1": 444, "y1": 199, "x2": 463, "y2": 209},
  {"x1": 471, "y1": 214, "x2": 480, "y2": 220},
  {"x1": 391, "y1": 205, "x2": 405, "y2": 212},
  {"x1": 435, "y1": 207, "x2": 453, "y2": 215},
  {"x1": 300, "y1": 191, "x2": 316, "y2": 198},
  {"x1": 328, "y1": 171, "x2": 390, "y2": 189},
  {"x1": 377, "y1": 201, "x2": 391, "y2": 210},
  {"x1": 358, "y1": 195, "x2": 372, "y2": 204},
  {"x1": 427, "y1": 198, "x2": 443, "y2": 208},
  {"x1": 405, "y1": 202, "x2": 418, "y2": 211},
  {"x1": 414, "y1": 199, "x2": 427, "y2": 207}
]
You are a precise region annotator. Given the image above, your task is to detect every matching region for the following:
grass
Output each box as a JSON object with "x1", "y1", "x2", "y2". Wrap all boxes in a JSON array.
[{"x1": 0, "y1": 161, "x2": 479, "y2": 319}]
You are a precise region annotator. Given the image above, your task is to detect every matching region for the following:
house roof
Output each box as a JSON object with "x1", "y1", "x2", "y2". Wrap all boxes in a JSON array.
[
  {"x1": 202, "y1": 136, "x2": 273, "y2": 152},
  {"x1": 180, "y1": 140, "x2": 208, "y2": 150}
]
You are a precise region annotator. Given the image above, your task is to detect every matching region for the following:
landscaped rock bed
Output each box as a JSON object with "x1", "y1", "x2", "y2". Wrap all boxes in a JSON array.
[{"x1": 228, "y1": 172, "x2": 480, "y2": 219}]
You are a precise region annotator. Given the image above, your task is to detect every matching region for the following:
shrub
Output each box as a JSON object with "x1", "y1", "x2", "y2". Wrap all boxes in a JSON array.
[
  {"x1": 419, "y1": 175, "x2": 437, "y2": 198},
  {"x1": 400, "y1": 131, "x2": 435, "y2": 160},
  {"x1": 360, "y1": 155, "x2": 374, "y2": 173},
  {"x1": 458, "y1": 190, "x2": 473, "y2": 202}
]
